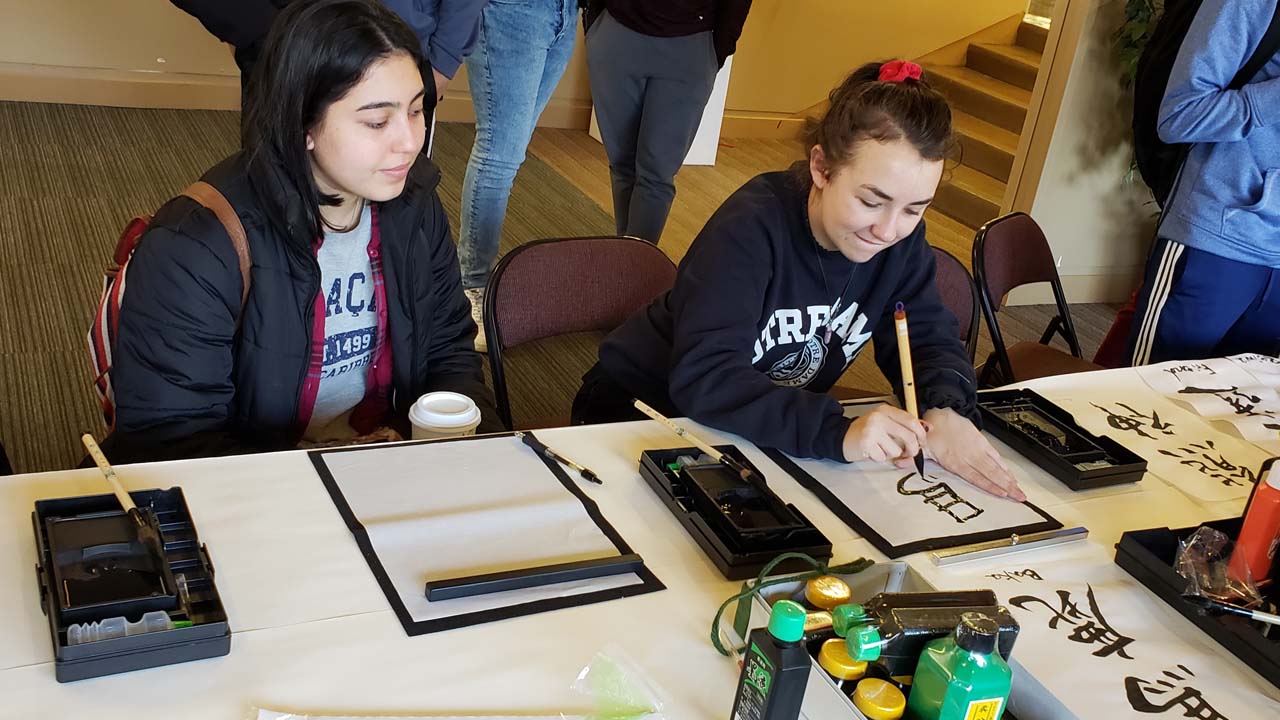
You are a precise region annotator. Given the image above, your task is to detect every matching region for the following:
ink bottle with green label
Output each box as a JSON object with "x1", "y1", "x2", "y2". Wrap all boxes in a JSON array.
[
  {"x1": 905, "y1": 612, "x2": 1012, "y2": 720},
  {"x1": 730, "y1": 600, "x2": 810, "y2": 720}
]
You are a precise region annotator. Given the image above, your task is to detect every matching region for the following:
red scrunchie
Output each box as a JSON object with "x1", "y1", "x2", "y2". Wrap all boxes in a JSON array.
[{"x1": 878, "y1": 60, "x2": 923, "y2": 83}]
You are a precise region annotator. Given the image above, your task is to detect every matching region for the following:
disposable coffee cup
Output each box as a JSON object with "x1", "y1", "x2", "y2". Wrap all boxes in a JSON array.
[{"x1": 408, "y1": 392, "x2": 482, "y2": 440}]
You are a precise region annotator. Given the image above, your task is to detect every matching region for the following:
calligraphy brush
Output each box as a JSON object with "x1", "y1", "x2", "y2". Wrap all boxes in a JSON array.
[
  {"x1": 893, "y1": 302, "x2": 926, "y2": 477},
  {"x1": 1181, "y1": 594, "x2": 1280, "y2": 628},
  {"x1": 632, "y1": 399, "x2": 761, "y2": 484},
  {"x1": 81, "y1": 433, "x2": 166, "y2": 556}
]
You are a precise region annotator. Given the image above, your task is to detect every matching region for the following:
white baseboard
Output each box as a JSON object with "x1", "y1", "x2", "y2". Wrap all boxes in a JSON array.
[
  {"x1": 1004, "y1": 267, "x2": 1142, "y2": 306},
  {"x1": 0, "y1": 62, "x2": 240, "y2": 110}
]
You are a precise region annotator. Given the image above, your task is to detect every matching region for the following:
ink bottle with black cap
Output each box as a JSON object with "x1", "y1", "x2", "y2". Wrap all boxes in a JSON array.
[
  {"x1": 730, "y1": 600, "x2": 810, "y2": 720},
  {"x1": 905, "y1": 612, "x2": 1012, "y2": 720}
]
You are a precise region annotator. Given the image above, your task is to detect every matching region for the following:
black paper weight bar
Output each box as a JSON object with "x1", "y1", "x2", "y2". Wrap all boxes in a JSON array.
[{"x1": 424, "y1": 553, "x2": 645, "y2": 601}]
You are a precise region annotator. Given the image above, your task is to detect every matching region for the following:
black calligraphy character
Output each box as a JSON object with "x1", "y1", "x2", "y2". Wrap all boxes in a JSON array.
[
  {"x1": 1158, "y1": 440, "x2": 1256, "y2": 488},
  {"x1": 895, "y1": 474, "x2": 984, "y2": 523},
  {"x1": 1008, "y1": 585, "x2": 1135, "y2": 659},
  {"x1": 1178, "y1": 386, "x2": 1269, "y2": 418},
  {"x1": 1092, "y1": 402, "x2": 1176, "y2": 440},
  {"x1": 1125, "y1": 665, "x2": 1230, "y2": 719}
]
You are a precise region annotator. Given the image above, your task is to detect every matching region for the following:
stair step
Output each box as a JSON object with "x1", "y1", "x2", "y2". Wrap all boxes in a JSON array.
[
  {"x1": 934, "y1": 164, "x2": 1005, "y2": 230},
  {"x1": 952, "y1": 111, "x2": 1018, "y2": 182},
  {"x1": 923, "y1": 209, "x2": 978, "y2": 266},
  {"x1": 1017, "y1": 21, "x2": 1048, "y2": 53},
  {"x1": 968, "y1": 43, "x2": 1042, "y2": 91},
  {"x1": 927, "y1": 65, "x2": 1030, "y2": 134}
]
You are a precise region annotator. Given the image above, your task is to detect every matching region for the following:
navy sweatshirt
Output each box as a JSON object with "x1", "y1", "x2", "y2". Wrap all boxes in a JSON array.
[{"x1": 597, "y1": 170, "x2": 978, "y2": 461}]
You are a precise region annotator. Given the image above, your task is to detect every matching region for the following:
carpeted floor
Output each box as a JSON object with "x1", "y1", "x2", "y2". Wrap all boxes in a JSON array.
[
  {"x1": 0, "y1": 102, "x2": 614, "y2": 472},
  {"x1": 0, "y1": 100, "x2": 1118, "y2": 473}
]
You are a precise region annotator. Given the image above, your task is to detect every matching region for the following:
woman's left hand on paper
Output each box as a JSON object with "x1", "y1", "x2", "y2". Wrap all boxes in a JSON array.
[{"x1": 919, "y1": 407, "x2": 1026, "y2": 502}]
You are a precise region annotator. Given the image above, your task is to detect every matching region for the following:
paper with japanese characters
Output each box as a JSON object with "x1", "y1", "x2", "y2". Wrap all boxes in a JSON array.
[
  {"x1": 763, "y1": 403, "x2": 1060, "y2": 558},
  {"x1": 1137, "y1": 356, "x2": 1280, "y2": 454},
  {"x1": 929, "y1": 552, "x2": 1280, "y2": 719},
  {"x1": 1033, "y1": 377, "x2": 1266, "y2": 503}
]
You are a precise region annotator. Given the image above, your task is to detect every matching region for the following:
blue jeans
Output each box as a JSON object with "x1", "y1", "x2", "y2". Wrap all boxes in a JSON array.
[{"x1": 458, "y1": 0, "x2": 577, "y2": 290}]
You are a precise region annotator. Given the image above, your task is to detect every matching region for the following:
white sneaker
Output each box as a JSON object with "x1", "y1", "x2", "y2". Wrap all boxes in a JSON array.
[{"x1": 464, "y1": 287, "x2": 487, "y2": 352}]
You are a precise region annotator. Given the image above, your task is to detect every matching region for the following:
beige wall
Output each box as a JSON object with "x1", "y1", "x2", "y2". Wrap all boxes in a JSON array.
[
  {"x1": 4, "y1": 0, "x2": 1037, "y2": 130},
  {"x1": 725, "y1": 0, "x2": 1028, "y2": 116},
  {"x1": 0, "y1": 0, "x2": 238, "y2": 76},
  {"x1": 1017, "y1": 0, "x2": 1154, "y2": 304}
]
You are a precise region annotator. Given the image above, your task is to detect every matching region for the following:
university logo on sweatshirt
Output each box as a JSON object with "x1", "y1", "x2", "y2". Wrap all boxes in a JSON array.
[{"x1": 751, "y1": 299, "x2": 873, "y2": 388}]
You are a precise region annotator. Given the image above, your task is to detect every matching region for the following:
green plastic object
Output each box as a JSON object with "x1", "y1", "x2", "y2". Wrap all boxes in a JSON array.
[
  {"x1": 832, "y1": 603, "x2": 868, "y2": 637},
  {"x1": 905, "y1": 613, "x2": 1012, "y2": 720},
  {"x1": 767, "y1": 600, "x2": 808, "y2": 643},
  {"x1": 848, "y1": 623, "x2": 883, "y2": 662}
]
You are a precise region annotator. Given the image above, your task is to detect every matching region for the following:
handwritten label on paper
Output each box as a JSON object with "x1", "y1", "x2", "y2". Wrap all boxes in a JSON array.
[{"x1": 984, "y1": 568, "x2": 1043, "y2": 583}]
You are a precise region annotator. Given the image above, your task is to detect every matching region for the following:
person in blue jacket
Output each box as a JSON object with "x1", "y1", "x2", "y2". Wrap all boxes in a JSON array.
[
  {"x1": 170, "y1": 0, "x2": 485, "y2": 105},
  {"x1": 572, "y1": 61, "x2": 1025, "y2": 501},
  {"x1": 1128, "y1": 0, "x2": 1280, "y2": 365}
]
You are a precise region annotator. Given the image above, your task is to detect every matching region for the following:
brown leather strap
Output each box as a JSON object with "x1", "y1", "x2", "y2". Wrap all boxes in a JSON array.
[{"x1": 181, "y1": 181, "x2": 252, "y2": 314}]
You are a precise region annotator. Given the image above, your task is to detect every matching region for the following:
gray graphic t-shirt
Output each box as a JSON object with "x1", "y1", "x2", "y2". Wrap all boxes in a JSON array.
[{"x1": 304, "y1": 205, "x2": 375, "y2": 442}]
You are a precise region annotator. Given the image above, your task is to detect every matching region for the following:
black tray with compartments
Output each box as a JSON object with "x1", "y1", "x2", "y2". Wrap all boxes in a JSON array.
[
  {"x1": 978, "y1": 388, "x2": 1147, "y2": 490},
  {"x1": 639, "y1": 445, "x2": 831, "y2": 580},
  {"x1": 33, "y1": 487, "x2": 230, "y2": 682},
  {"x1": 1115, "y1": 515, "x2": 1280, "y2": 689}
]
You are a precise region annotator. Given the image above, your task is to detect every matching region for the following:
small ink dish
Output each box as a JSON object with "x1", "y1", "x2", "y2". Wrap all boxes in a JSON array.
[
  {"x1": 33, "y1": 487, "x2": 230, "y2": 682},
  {"x1": 978, "y1": 389, "x2": 1147, "y2": 490},
  {"x1": 639, "y1": 445, "x2": 831, "y2": 579}
]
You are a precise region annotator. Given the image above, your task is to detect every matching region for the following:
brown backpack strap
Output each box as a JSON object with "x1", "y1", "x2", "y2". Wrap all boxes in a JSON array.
[{"x1": 181, "y1": 181, "x2": 252, "y2": 316}]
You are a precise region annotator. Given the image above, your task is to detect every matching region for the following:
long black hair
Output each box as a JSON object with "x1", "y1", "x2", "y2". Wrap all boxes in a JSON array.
[{"x1": 242, "y1": 0, "x2": 430, "y2": 240}]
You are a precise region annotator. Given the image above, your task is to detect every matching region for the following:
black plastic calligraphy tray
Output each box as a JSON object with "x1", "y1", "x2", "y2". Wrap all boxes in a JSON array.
[
  {"x1": 1115, "y1": 516, "x2": 1280, "y2": 689},
  {"x1": 978, "y1": 388, "x2": 1148, "y2": 490},
  {"x1": 638, "y1": 445, "x2": 832, "y2": 579},
  {"x1": 33, "y1": 488, "x2": 231, "y2": 682}
]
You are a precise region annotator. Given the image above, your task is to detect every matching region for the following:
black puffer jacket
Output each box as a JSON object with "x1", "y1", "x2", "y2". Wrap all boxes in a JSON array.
[{"x1": 100, "y1": 153, "x2": 500, "y2": 464}]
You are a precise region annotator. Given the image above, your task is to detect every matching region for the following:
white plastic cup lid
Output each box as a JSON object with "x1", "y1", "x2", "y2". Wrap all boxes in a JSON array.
[{"x1": 409, "y1": 391, "x2": 481, "y2": 431}]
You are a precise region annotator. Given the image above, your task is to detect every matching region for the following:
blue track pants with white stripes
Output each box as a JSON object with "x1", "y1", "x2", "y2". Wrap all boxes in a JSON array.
[{"x1": 1126, "y1": 237, "x2": 1280, "y2": 365}]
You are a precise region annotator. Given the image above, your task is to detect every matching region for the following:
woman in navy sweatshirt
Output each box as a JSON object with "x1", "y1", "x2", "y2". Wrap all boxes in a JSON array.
[{"x1": 572, "y1": 61, "x2": 1024, "y2": 501}]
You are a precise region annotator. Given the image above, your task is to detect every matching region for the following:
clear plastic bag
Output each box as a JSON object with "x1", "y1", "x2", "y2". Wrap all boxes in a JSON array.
[
  {"x1": 1174, "y1": 525, "x2": 1265, "y2": 607},
  {"x1": 563, "y1": 644, "x2": 667, "y2": 720}
]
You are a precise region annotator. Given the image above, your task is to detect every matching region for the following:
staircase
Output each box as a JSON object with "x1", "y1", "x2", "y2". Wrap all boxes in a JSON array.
[{"x1": 922, "y1": 20, "x2": 1048, "y2": 263}]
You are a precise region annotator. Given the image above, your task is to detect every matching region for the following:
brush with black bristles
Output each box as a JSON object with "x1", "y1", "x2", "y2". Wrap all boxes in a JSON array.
[
  {"x1": 81, "y1": 433, "x2": 165, "y2": 558},
  {"x1": 632, "y1": 399, "x2": 761, "y2": 483}
]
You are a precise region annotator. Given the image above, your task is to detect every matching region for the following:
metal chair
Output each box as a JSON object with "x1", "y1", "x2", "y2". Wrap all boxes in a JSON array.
[
  {"x1": 484, "y1": 236, "x2": 677, "y2": 429},
  {"x1": 972, "y1": 212, "x2": 1101, "y2": 387},
  {"x1": 931, "y1": 245, "x2": 981, "y2": 362}
]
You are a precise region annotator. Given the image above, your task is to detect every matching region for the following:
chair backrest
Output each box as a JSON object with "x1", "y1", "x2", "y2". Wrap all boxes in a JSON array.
[
  {"x1": 484, "y1": 236, "x2": 677, "y2": 429},
  {"x1": 973, "y1": 212, "x2": 1083, "y2": 385},
  {"x1": 930, "y1": 246, "x2": 979, "y2": 361}
]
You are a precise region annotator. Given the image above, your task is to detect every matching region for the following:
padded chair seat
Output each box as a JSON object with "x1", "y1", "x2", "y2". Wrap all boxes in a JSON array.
[
  {"x1": 513, "y1": 415, "x2": 572, "y2": 431},
  {"x1": 1005, "y1": 341, "x2": 1103, "y2": 382}
]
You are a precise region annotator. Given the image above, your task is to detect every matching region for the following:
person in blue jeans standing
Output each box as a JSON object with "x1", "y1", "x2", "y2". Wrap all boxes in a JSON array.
[
  {"x1": 1127, "y1": 0, "x2": 1280, "y2": 364},
  {"x1": 458, "y1": 0, "x2": 579, "y2": 351}
]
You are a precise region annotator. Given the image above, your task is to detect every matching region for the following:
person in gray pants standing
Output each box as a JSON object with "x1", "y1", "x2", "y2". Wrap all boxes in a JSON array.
[{"x1": 583, "y1": 0, "x2": 752, "y2": 244}]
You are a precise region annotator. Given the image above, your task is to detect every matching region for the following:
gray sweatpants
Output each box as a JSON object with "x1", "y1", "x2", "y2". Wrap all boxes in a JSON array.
[{"x1": 586, "y1": 11, "x2": 719, "y2": 243}]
